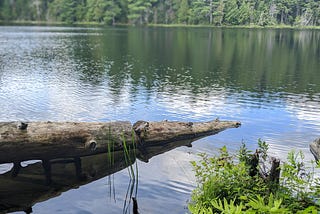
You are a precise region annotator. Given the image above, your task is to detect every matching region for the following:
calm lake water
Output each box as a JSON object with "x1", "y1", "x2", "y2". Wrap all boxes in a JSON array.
[{"x1": 0, "y1": 26, "x2": 319, "y2": 213}]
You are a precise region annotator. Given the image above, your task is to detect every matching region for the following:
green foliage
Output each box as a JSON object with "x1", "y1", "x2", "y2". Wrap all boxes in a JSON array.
[
  {"x1": 189, "y1": 141, "x2": 320, "y2": 213},
  {"x1": 86, "y1": 0, "x2": 121, "y2": 24},
  {"x1": 257, "y1": 138, "x2": 269, "y2": 161},
  {"x1": 211, "y1": 198, "x2": 244, "y2": 214},
  {"x1": 278, "y1": 151, "x2": 320, "y2": 212},
  {"x1": 48, "y1": 0, "x2": 78, "y2": 23},
  {"x1": 246, "y1": 194, "x2": 290, "y2": 213},
  {"x1": 0, "y1": 0, "x2": 319, "y2": 26},
  {"x1": 224, "y1": 0, "x2": 253, "y2": 25},
  {"x1": 176, "y1": 0, "x2": 189, "y2": 24},
  {"x1": 127, "y1": 0, "x2": 157, "y2": 24}
]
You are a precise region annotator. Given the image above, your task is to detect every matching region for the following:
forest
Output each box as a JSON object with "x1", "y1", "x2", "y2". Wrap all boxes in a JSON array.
[{"x1": 0, "y1": 0, "x2": 319, "y2": 26}]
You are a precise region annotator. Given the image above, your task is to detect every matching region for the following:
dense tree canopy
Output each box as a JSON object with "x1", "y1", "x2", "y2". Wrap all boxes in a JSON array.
[{"x1": 0, "y1": 0, "x2": 319, "y2": 26}]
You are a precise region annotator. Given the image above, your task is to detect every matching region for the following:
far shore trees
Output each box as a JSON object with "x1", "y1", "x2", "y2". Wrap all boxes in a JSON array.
[{"x1": 0, "y1": 0, "x2": 319, "y2": 26}]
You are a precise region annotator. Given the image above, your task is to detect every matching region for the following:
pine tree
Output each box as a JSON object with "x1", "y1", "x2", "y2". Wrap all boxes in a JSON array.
[
  {"x1": 176, "y1": 0, "x2": 189, "y2": 24},
  {"x1": 128, "y1": 0, "x2": 156, "y2": 25},
  {"x1": 86, "y1": 0, "x2": 121, "y2": 24}
]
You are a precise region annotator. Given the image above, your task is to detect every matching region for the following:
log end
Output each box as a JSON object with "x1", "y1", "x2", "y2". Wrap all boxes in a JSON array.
[
  {"x1": 136, "y1": 119, "x2": 241, "y2": 143},
  {"x1": 191, "y1": 119, "x2": 241, "y2": 135}
]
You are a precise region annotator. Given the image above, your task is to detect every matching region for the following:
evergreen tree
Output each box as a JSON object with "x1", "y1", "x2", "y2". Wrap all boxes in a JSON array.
[
  {"x1": 86, "y1": 0, "x2": 121, "y2": 24},
  {"x1": 128, "y1": 0, "x2": 156, "y2": 24},
  {"x1": 276, "y1": 0, "x2": 295, "y2": 24},
  {"x1": 48, "y1": 0, "x2": 77, "y2": 23},
  {"x1": 176, "y1": 0, "x2": 189, "y2": 24},
  {"x1": 212, "y1": 0, "x2": 225, "y2": 25},
  {"x1": 224, "y1": 0, "x2": 240, "y2": 25},
  {"x1": 190, "y1": 0, "x2": 210, "y2": 24},
  {"x1": 105, "y1": 0, "x2": 122, "y2": 24},
  {"x1": 0, "y1": 0, "x2": 16, "y2": 20}
]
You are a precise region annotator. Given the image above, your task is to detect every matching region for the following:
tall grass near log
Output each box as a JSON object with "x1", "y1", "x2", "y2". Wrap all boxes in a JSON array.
[
  {"x1": 121, "y1": 132, "x2": 139, "y2": 214},
  {"x1": 106, "y1": 127, "x2": 115, "y2": 200},
  {"x1": 105, "y1": 130, "x2": 139, "y2": 213}
]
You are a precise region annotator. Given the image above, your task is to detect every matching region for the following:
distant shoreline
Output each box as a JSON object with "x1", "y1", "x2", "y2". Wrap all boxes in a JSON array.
[
  {"x1": 1, "y1": 21, "x2": 319, "y2": 30},
  {"x1": 147, "y1": 24, "x2": 320, "y2": 30}
]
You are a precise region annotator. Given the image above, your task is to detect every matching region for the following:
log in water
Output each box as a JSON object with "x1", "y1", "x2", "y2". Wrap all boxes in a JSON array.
[{"x1": 0, "y1": 119, "x2": 240, "y2": 164}]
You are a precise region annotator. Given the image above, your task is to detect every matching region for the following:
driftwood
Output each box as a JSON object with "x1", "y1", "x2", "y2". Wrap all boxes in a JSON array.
[
  {"x1": 0, "y1": 119, "x2": 240, "y2": 164},
  {"x1": 310, "y1": 138, "x2": 320, "y2": 161}
]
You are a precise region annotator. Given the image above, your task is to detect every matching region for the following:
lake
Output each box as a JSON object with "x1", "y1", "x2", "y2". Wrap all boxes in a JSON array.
[{"x1": 0, "y1": 26, "x2": 319, "y2": 213}]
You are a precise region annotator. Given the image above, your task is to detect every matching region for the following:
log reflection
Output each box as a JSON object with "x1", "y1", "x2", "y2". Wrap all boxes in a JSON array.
[
  {"x1": 0, "y1": 138, "x2": 201, "y2": 213},
  {"x1": 0, "y1": 150, "x2": 134, "y2": 213}
]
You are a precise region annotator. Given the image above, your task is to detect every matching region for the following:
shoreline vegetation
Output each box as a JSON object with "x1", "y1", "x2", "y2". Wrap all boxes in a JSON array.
[
  {"x1": 1, "y1": 20, "x2": 320, "y2": 30},
  {"x1": 0, "y1": 0, "x2": 319, "y2": 28},
  {"x1": 188, "y1": 141, "x2": 320, "y2": 213}
]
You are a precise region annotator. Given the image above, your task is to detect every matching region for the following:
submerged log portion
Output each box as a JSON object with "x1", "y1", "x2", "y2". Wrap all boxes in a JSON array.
[
  {"x1": 0, "y1": 119, "x2": 240, "y2": 164},
  {"x1": 0, "y1": 151, "x2": 135, "y2": 213},
  {"x1": 310, "y1": 138, "x2": 320, "y2": 161}
]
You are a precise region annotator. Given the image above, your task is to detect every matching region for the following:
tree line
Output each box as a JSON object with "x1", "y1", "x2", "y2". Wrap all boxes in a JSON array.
[{"x1": 0, "y1": 0, "x2": 319, "y2": 26}]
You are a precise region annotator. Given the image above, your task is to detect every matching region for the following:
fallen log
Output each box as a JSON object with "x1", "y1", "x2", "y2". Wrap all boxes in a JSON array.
[
  {"x1": 0, "y1": 119, "x2": 240, "y2": 164},
  {"x1": 310, "y1": 138, "x2": 320, "y2": 161}
]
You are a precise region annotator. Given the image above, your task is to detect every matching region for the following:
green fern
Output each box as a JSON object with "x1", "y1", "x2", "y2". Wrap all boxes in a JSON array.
[
  {"x1": 211, "y1": 198, "x2": 243, "y2": 214},
  {"x1": 246, "y1": 193, "x2": 290, "y2": 213},
  {"x1": 188, "y1": 203, "x2": 213, "y2": 214}
]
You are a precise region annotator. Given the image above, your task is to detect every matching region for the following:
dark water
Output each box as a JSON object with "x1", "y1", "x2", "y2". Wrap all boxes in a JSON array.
[{"x1": 0, "y1": 26, "x2": 319, "y2": 213}]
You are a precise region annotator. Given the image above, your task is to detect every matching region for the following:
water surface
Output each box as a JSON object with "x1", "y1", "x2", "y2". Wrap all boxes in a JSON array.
[{"x1": 0, "y1": 26, "x2": 319, "y2": 213}]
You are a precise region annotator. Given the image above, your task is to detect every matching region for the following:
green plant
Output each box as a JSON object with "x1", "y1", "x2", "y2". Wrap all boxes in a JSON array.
[
  {"x1": 278, "y1": 150, "x2": 320, "y2": 212},
  {"x1": 188, "y1": 203, "x2": 213, "y2": 214},
  {"x1": 107, "y1": 127, "x2": 115, "y2": 166},
  {"x1": 189, "y1": 141, "x2": 320, "y2": 213},
  {"x1": 211, "y1": 198, "x2": 244, "y2": 214},
  {"x1": 121, "y1": 131, "x2": 139, "y2": 214},
  {"x1": 246, "y1": 193, "x2": 289, "y2": 213},
  {"x1": 121, "y1": 132, "x2": 136, "y2": 179},
  {"x1": 106, "y1": 131, "x2": 139, "y2": 214}
]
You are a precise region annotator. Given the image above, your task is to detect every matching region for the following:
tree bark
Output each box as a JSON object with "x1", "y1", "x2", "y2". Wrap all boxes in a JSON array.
[
  {"x1": 133, "y1": 120, "x2": 241, "y2": 144},
  {"x1": 0, "y1": 121, "x2": 134, "y2": 163},
  {"x1": 0, "y1": 119, "x2": 240, "y2": 164}
]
